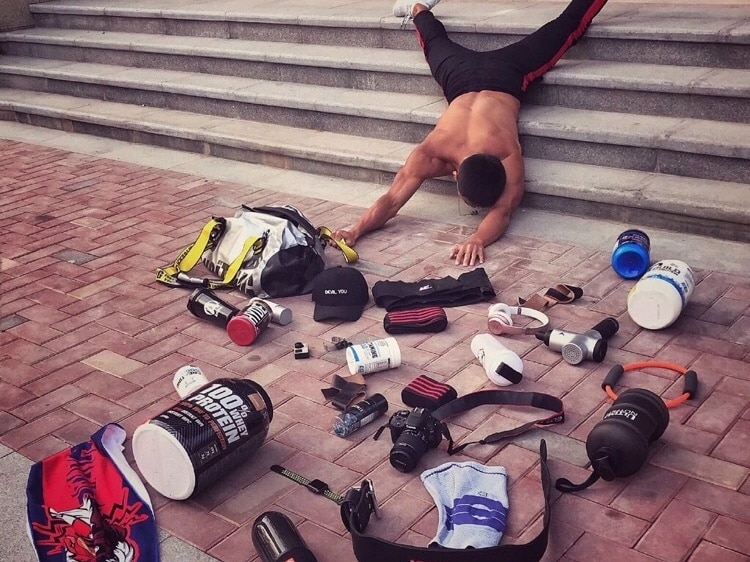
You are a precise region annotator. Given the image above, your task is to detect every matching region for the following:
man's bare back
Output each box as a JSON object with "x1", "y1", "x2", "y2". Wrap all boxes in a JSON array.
[{"x1": 424, "y1": 91, "x2": 522, "y2": 169}]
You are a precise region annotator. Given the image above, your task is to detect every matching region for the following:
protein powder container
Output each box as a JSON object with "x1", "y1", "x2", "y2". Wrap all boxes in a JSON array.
[
  {"x1": 627, "y1": 259, "x2": 695, "y2": 330},
  {"x1": 611, "y1": 229, "x2": 651, "y2": 279},
  {"x1": 345, "y1": 337, "x2": 401, "y2": 375},
  {"x1": 132, "y1": 378, "x2": 272, "y2": 499}
]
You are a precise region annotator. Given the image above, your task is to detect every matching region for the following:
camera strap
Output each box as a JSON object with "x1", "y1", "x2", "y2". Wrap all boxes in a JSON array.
[
  {"x1": 340, "y1": 440, "x2": 552, "y2": 562},
  {"x1": 431, "y1": 390, "x2": 565, "y2": 455}
]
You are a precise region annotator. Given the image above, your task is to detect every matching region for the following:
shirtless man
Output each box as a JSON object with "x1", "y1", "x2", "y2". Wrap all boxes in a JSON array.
[{"x1": 333, "y1": 0, "x2": 609, "y2": 266}]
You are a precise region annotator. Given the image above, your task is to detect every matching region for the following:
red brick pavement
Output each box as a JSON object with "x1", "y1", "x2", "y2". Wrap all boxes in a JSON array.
[{"x1": 1, "y1": 139, "x2": 749, "y2": 561}]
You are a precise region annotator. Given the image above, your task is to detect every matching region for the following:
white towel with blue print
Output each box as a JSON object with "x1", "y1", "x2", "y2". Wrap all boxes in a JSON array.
[{"x1": 421, "y1": 461, "x2": 509, "y2": 549}]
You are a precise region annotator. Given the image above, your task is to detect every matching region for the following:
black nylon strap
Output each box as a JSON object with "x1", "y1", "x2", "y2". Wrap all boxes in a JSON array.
[
  {"x1": 341, "y1": 440, "x2": 552, "y2": 562},
  {"x1": 431, "y1": 390, "x2": 564, "y2": 455}
]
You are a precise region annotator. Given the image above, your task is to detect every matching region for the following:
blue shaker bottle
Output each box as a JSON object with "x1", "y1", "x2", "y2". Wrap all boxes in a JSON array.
[{"x1": 611, "y1": 229, "x2": 650, "y2": 279}]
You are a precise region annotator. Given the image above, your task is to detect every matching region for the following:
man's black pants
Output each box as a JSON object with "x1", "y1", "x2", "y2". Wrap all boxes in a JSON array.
[{"x1": 413, "y1": 0, "x2": 609, "y2": 103}]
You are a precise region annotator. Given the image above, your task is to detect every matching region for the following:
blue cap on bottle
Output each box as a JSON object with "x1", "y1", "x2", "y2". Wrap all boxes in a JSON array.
[{"x1": 611, "y1": 229, "x2": 651, "y2": 279}]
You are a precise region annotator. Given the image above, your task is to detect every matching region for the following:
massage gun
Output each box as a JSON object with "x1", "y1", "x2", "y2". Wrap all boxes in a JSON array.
[{"x1": 536, "y1": 317, "x2": 619, "y2": 365}]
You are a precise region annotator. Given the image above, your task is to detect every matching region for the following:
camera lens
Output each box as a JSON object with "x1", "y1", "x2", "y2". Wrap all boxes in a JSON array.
[{"x1": 389, "y1": 430, "x2": 429, "y2": 473}]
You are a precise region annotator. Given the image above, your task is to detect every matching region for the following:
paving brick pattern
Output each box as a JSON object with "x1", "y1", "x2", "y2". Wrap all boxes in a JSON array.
[{"x1": 1, "y1": 139, "x2": 749, "y2": 561}]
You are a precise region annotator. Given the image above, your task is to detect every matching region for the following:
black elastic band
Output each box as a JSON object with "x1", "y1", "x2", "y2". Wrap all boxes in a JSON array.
[{"x1": 431, "y1": 390, "x2": 564, "y2": 455}]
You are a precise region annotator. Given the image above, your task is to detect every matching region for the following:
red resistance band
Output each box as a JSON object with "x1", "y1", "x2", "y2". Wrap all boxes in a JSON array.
[{"x1": 602, "y1": 361, "x2": 698, "y2": 409}]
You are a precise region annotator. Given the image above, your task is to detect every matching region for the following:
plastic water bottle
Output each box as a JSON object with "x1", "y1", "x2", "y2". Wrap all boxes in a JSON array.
[
  {"x1": 332, "y1": 394, "x2": 388, "y2": 437},
  {"x1": 470, "y1": 333, "x2": 524, "y2": 386},
  {"x1": 611, "y1": 229, "x2": 651, "y2": 279}
]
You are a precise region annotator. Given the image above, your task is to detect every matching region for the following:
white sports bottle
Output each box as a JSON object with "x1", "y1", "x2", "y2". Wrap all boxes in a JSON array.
[{"x1": 470, "y1": 334, "x2": 523, "y2": 386}]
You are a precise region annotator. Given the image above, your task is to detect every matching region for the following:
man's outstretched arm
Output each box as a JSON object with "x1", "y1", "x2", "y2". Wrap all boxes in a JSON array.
[
  {"x1": 450, "y1": 152, "x2": 525, "y2": 266},
  {"x1": 333, "y1": 144, "x2": 452, "y2": 246}
]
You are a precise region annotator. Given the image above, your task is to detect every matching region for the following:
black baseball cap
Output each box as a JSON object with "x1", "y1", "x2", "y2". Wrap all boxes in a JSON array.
[{"x1": 312, "y1": 266, "x2": 369, "y2": 322}]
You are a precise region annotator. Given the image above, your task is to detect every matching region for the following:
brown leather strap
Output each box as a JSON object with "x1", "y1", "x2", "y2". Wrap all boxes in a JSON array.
[
  {"x1": 518, "y1": 284, "x2": 583, "y2": 311},
  {"x1": 321, "y1": 373, "x2": 367, "y2": 410}
]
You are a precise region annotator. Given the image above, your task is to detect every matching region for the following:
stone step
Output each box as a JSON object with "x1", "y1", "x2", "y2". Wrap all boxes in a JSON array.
[
  {"x1": 1, "y1": 56, "x2": 748, "y2": 185},
  {"x1": 0, "y1": 88, "x2": 747, "y2": 242},
  {"x1": 28, "y1": 1, "x2": 750, "y2": 69},
  {"x1": 1, "y1": 28, "x2": 748, "y2": 123}
]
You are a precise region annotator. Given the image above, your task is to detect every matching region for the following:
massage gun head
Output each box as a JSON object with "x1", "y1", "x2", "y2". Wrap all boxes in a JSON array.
[{"x1": 536, "y1": 318, "x2": 619, "y2": 365}]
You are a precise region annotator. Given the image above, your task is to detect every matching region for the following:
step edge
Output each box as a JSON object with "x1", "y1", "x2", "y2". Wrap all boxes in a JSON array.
[
  {"x1": 0, "y1": 91, "x2": 747, "y2": 226},
  {"x1": 26, "y1": 3, "x2": 750, "y2": 45},
  {"x1": 1, "y1": 65, "x2": 748, "y2": 158},
  {"x1": 3, "y1": 35, "x2": 750, "y2": 98}
]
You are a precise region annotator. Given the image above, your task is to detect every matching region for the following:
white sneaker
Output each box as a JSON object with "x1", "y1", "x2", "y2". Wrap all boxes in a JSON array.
[{"x1": 392, "y1": 0, "x2": 441, "y2": 18}]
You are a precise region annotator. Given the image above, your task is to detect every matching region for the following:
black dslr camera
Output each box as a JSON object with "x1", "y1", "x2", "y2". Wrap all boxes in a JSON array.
[{"x1": 380, "y1": 407, "x2": 444, "y2": 473}]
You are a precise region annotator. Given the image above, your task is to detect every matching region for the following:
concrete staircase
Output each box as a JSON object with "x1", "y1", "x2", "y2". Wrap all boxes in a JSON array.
[{"x1": 1, "y1": 0, "x2": 748, "y2": 241}]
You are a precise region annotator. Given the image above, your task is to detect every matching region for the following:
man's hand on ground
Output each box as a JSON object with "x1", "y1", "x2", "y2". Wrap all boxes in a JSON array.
[
  {"x1": 332, "y1": 229, "x2": 357, "y2": 247},
  {"x1": 450, "y1": 238, "x2": 484, "y2": 267}
]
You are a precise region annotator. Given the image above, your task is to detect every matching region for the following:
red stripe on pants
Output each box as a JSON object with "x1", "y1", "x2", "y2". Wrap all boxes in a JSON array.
[{"x1": 521, "y1": 0, "x2": 608, "y2": 92}]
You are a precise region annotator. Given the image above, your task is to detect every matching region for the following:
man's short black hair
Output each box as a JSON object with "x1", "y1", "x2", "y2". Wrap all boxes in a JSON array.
[{"x1": 456, "y1": 153, "x2": 506, "y2": 207}]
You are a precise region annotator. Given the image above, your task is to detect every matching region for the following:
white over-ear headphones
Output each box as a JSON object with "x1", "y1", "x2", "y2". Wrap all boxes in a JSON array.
[{"x1": 487, "y1": 303, "x2": 550, "y2": 336}]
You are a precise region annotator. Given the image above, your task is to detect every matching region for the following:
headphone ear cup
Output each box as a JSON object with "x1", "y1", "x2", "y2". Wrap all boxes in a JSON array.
[{"x1": 488, "y1": 304, "x2": 513, "y2": 334}]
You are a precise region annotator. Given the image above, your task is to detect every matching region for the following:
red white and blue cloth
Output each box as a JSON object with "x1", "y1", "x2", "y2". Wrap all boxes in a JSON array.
[{"x1": 26, "y1": 423, "x2": 159, "y2": 562}]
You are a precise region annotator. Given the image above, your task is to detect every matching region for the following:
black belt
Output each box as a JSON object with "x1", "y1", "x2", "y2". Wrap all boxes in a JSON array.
[{"x1": 340, "y1": 440, "x2": 552, "y2": 562}]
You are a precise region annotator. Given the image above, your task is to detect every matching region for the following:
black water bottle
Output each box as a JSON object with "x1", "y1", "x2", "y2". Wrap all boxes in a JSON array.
[
  {"x1": 555, "y1": 387, "x2": 670, "y2": 493},
  {"x1": 587, "y1": 388, "x2": 669, "y2": 480},
  {"x1": 332, "y1": 394, "x2": 388, "y2": 437},
  {"x1": 186, "y1": 288, "x2": 239, "y2": 328}
]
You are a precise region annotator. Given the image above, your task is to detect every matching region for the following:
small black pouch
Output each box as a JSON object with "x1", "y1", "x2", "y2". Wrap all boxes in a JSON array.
[
  {"x1": 401, "y1": 375, "x2": 457, "y2": 410},
  {"x1": 383, "y1": 307, "x2": 447, "y2": 334}
]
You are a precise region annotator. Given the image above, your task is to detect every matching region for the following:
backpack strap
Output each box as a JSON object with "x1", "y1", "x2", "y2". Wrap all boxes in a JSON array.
[
  {"x1": 156, "y1": 217, "x2": 264, "y2": 290},
  {"x1": 318, "y1": 226, "x2": 359, "y2": 264}
]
